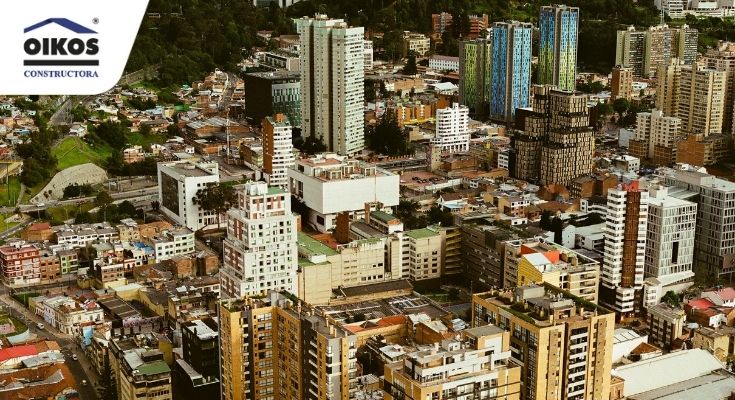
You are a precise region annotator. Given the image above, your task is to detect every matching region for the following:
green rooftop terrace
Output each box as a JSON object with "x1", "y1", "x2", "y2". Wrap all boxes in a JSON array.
[
  {"x1": 136, "y1": 360, "x2": 170, "y2": 376},
  {"x1": 405, "y1": 228, "x2": 439, "y2": 240},
  {"x1": 297, "y1": 232, "x2": 338, "y2": 256}
]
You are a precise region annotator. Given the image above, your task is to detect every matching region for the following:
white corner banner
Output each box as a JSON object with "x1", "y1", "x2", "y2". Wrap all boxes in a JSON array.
[{"x1": 0, "y1": 0, "x2": 149, "y2": 95}]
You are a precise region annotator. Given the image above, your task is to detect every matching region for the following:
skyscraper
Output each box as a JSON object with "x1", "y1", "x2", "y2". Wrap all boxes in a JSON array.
[
  {"x1": 219, "y1": 292, "x2": 358, "y2": 400},
  {"x1": 703, "y1": 41, "x2": 735, "y2": 133},
  {"x1": 262, "y1": 113, "x2": 294, "y2": 189},
  {"x1": 295, "y1": 15, "x2": 365, "y2": 156},
  {"x1": 490, "y1": 21, "x2": 533, "y2": 124},
  {"x1": 513, "y1": 85, "x2": 594, "y2": 186},
  {"x1": 538, "y1": 5, "x2": 579, "y2": 91},
  {"x1": 663, "y1": 168, "x2": 735, "y2": 281},
  {"x1": 219, "y1": 182, "x2": 298, "y2": 299},
  {"x1": 472, "y1": 284, "x2": 615, "y2": 400},
  {"x1": 677, "y1": 65, "x2": 727, "y2": 135},
  {"x1": 459, "y1": 38, "x2": 492, "y2": 118},
  {"x1": 644, "y1": 185, "x2": 697, "y2": 294},
  {"x1": 616, "y1": 24, "x2": 698, "y2": 77},
  {"x1": 611, "y1": 65, "x2": 633, "y2": 101},
  {"x1": 601, "y1": 181, "x2": 649, "y2": 318}
]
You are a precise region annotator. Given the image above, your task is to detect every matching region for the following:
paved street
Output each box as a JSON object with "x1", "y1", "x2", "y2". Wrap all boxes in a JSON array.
[{"x1": 0, "y1": 286, "x2": 99, "y2": 400}]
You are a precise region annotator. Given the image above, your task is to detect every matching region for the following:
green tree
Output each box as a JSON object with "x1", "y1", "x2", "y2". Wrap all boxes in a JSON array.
[
  {"x1": 95, "y1": 190, "x2": 114, "y2": 221},
  {"x1": 540, "y1": 210, "x2": 553, "y2": 230},
  {"x1": 402, "y1": 52, "x2": 418, "y2": 75},
  {"x1": 612, "y1": 98, "x2": 630, "y2": 116},
  {"x1": 365, "y1": 114, "x2": 410, "y2": 156},
  {"x1": 139, "y1": 123, "x2": 152, "y2": 136},
  {"x1": 98, "y1": 352, "x2": 117, "y2": 400},
  {"x1": 299, "y1": 135, "x2": 327, "y2": 155},
  {"x1": 427, "y1": 205, "x2": 454, "y2": 226},
  {"x1": 551, "y1": 217, "x2": 564, "y2": 244},
  {"x1": 192, "y1": 183, "x2": 237, "y2": 229},
  {"x1": 661, "y1": 290, "x2": 680, "y2": 307}
]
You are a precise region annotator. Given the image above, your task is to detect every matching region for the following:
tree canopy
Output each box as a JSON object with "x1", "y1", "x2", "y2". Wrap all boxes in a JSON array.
[{"x1": 193, "y1": 183, "x2": 237, "y2": 229}]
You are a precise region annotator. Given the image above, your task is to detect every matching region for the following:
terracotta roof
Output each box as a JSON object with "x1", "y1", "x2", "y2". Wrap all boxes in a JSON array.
[
  {"x1": 687, "y1": 298, "x2": 716, "y2": 310},
  {"x1": 27, "y1": 222, "x2": 51, "y2": 231},
  {"x1": 440, "y1": 193, "x2": 466, "y2": 202},
  {"x1": 0, "y1": 344, "x2": 38, "y2": 363},
  {"x1": 0, "y1": 363, "x2": 77, "y2": 398},
  {"x1": 709, "y1": 287, "x2": 735, "y2": 301}
]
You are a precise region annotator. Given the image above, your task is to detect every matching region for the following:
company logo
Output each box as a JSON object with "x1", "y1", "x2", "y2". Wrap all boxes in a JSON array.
[
  {"x1": 23, "y1": 18, "x2": 99, "y2": 67},
  {"x1": 0, "y1": 0, "x2": 149, "y2": 95}
]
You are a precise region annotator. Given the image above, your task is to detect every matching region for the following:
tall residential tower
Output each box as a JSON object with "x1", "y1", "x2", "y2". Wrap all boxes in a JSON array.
[
  {"x1": 219, "y1": 182, "x2": 298, "y2": 299},
  {"x1": 490, "y1": 21, "x2": 533, "y2": 124},
  {"x1": 538, "y1": 5, "x2": 579, "y2": 91},
  {"x1": 295, "y1": 15, "x2": 365, "y2": 155}
]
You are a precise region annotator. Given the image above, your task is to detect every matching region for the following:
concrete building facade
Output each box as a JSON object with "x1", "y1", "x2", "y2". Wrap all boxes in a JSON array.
[
  {"x1": 296, "y1": 15, "x2": 365, "y2": 156},
  {"x1": 220, "y1": 182, "x2": 298, "y2": 299}
]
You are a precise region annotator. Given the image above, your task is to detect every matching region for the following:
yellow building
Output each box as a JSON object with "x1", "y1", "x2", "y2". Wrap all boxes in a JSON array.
[
  {"x1": 219, "y1": 292, "x2": 358, "y2": 400},
  {"x1": 383, "y1": 324, "x2": 521, "y2": 400},
  {"x1": 512, "y1": 240, "x2": 600, "y2": 303},
  {"x1": 472, "y1": 284, "x2": 615, "y2": 400}
]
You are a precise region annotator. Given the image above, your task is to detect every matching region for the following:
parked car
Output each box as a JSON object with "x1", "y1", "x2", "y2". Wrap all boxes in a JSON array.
[
  {"x1": 72, "y1": 354, "x2": 78, "y2": 361},
  {"x1": 36, "y1": 323, "x2": 44, "y2": 330}
]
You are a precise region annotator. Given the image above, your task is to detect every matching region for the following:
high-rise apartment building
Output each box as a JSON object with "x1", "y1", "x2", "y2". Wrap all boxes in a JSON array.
[
  {"x1": 514, "y1": 85, "x2": 594, "y2": 186},
  {"x1": 628, "y1": 109, "x2": 682, "y2": 165},
  {"x1": 433, "y1": 103, "x2": 470, "y2": 153},
  {"x1": 655, "y1": 58, "x2": 683, "y2": 116},
  {"x1": 472, "y1": 284, "x2": 615, "y2": 400},
  {"x1": 490, "y1": 21, "x2": 533, "y2": 124},
  {"x1": 538, "y1": 5, "x2": 579, "y2": 91},
  {"x1": 611, "y1": 66, "x2": 633, "y2": 101},
  {"x1": 219, "y1": 292, "x2": 358, "y2": 400},
  {"x1": 662, "y1": 168, "x2": 735, "y2": 280},
  {"x1": 296, "y1": 15, "x2": 364, "y2": 156},
  {"x1": 615, "y1": 26, "x2": 646, "y2": 78},
  {"x1": 601, "y1": 181, "x2": 649, "y2": 318},
  {"x1": 644, "y1": 185, "x2": 697, "y2": 294},
  {"x1": 220, "y1": 182, "x2": 298, "y2": 299},
  {"x1": 431, "y1": 12, "x2": 453, "y2": 35},
  {"x1": 262, "y1": 113, "x2": 294, "y2": 189},
  {"x1": 616, "y1": 24, "x2": 698, "y2": 77},
  {"x1": 459, "y1": 38, "x2": 492, "y2": 118},
  {"x1": 704, "y1": 41, "x2": 735, "y2": 133},
  {"x1": 677, "y1": 65, "x2": 727, "y2": 135},
  {"x1": 383, "y1": 325, "x2": 522, "y2": 400}
]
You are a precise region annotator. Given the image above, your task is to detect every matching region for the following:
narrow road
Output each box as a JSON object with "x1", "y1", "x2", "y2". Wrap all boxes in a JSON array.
[{"x1": 0, "y1": 288, "x2": 98, "y2": 399}]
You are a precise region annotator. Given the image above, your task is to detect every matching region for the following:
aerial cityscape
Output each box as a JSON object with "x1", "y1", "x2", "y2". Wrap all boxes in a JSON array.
[{"x1": 4, "y1": 0, "x2": 735, "y2": 399}]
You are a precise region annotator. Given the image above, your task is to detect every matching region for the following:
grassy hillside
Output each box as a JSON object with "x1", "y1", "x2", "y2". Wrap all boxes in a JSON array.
[{"x1": 52, "y1": 137, "x2": 113, "y2": 170}]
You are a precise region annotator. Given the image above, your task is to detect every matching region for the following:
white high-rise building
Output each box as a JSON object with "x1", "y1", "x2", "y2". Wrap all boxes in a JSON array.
[
  {"x1": 220, "y1": 182, "x2": 298, "y2": 299},
  {"x1": 630, "y1": 109, "x2": 682, "y2": 164},
  {"x1": 433, "y1": 103, "x2": 470, "y2": 153},
  {"x1": 644, "y1": 185, "x2": 697, "y2": 299},
  {"x1": 262, "y1": 113, "x2": 294, "y2": 189},
  {"x1": 601, "y1": 181, "x2": 649, "y2": 317},
  {"x1": 677, "y1": 65, "x2": 727, "y2": 135},
  {"x1": 157, "y1": 161, "x2": 220, "y2": 231},
  {"x1": 295, "y1": 15, "x2": 365, "y2": 156}
]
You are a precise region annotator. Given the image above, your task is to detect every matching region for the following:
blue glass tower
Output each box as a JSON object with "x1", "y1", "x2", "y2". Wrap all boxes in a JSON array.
[
  {"x1": 490, "y1": 21, "x2": 533, "y2": 124},
  {"x1": 538, "y1": 5, "x2": 579, "y2": 91}
]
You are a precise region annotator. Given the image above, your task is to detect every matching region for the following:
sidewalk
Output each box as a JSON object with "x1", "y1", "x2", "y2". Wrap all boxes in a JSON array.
[{"x1": 0, "y1": 293, "x2": 73, "y2": 340}]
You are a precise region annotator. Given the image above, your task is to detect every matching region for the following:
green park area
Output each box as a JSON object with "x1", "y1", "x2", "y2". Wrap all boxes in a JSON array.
[
  {"x1": 0, "y1": 311, "x2": 28, "y2": 337},
  {"x1": 52, "y1": 136, "x2": 113, "y2": 171}
]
